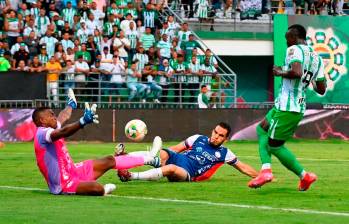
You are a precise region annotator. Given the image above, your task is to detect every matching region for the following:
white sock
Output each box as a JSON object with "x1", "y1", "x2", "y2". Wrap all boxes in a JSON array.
[
  {"x1": 261, "y1": 163, "x2": 271, "y2": 170},
  {"x1": 104, "y1": 183, "x2": 116, "y2": 195},
  {"x1": 131, "y1": 168, "x2": 163, "y2": 181},
  {"x1": 129, "y1": 151, "x2": 154, "y2": 164},
  {"x1": 300, "y1": 170, "x2": 306, "y2": 179}
]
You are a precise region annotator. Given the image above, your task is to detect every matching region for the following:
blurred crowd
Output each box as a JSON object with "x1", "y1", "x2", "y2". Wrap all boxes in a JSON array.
[{"x1": 0, "y1": 0, "x2": 224, "y2": 104}]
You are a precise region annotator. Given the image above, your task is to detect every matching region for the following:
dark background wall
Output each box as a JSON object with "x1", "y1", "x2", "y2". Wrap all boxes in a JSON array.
[{"x1": 221, "y1": 56, "x2": 274, "y2": 102}]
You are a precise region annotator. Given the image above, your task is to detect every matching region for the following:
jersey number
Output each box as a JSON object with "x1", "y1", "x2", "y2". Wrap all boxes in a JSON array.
[{"x1": 302, "y1": 70, "x2": 314, "y2": 88}]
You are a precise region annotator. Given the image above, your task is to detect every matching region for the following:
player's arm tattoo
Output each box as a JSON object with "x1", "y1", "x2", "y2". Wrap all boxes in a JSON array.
[{"x1": 57, "y1": 106, "x2": 73, "y2": 125}]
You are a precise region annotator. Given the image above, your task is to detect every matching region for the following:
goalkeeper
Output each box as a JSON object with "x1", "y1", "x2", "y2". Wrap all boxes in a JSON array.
[{"x1": 32, "y1": 89, "x2": 161, "y2": 196}]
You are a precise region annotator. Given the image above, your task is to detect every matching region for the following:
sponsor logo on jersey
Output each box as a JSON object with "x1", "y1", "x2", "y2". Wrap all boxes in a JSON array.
[
  {"x1": 306, "y1": 27, "x2": 347, "y2": 91},
  {"x1": 215, "y1": 151, "x2": 221, "y2": 159}
]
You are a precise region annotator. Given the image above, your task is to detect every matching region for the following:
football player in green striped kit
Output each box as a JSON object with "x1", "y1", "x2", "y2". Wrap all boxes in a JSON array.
[{"x1": 248, "y1": 24, "x2": 327, "y2": 191}]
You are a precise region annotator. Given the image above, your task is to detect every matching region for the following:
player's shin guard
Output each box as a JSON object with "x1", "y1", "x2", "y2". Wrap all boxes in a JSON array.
[
  {"x1": 257, "y1": 125, "x2": 271, "y2": 167},
  {"x1": 269, "y1": 145, "x2": 304, "y2": 177},
  {"x1": 114, "y1": 155, "x2": 145, "y2": 170}
]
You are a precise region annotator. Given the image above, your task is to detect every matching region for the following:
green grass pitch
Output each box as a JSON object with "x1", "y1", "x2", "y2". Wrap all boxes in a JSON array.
[{"x1": 0, "y1": 140, "x2": 349, "y2": 224}]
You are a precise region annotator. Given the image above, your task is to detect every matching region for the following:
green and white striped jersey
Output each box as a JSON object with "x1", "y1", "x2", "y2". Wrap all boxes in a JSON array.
[{"x1": 275, "y1": 44, "x2": 325, "y2": 113}]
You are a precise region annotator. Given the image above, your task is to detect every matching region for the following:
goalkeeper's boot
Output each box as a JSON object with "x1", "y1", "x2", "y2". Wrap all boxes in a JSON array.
[
  {"x1": 117, "y1": 169, "x2": 132, "y2": 182},
  {"x1": 248, "y1": 169, "x2": 274, "y2": 188},
  {"x1": 149, "y1": 136, "x2": 162, "y2": 158},
  {"x1": 299, "y1": 172, "x2": 317, "y2": 191},
  {"x1": 114, "y1": 143, "x2": 127, "y2": 156}
]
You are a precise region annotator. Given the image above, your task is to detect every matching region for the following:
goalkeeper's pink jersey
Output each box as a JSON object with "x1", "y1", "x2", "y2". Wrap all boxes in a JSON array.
[{"x1": 34, "y1": 126, "x2": 76, "y2": 194}]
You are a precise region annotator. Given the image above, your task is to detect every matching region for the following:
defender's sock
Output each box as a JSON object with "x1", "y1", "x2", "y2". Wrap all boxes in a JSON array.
[{"x1": 131, "y1": 168, "x2": 163, "y2": 181}]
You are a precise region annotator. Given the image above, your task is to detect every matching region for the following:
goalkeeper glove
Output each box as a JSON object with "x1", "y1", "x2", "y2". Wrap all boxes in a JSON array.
[
  {"x1": 79, "y1": 102, "x2": 99, "y2": 127},
  {"x1": 67, "y1": 88, "x2": 77, "y2": 109}
]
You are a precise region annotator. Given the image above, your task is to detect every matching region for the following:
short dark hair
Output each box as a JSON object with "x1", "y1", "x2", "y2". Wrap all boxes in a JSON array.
[
  {"x1": 218, "y1": 122, "x2": 231, "y2": 138},
  {"x1": 32, "y1": 107, "x2": 50, "y2": 126},
  {"x1": 288, "y1": 24, "x2": 307, "y2": 40}
]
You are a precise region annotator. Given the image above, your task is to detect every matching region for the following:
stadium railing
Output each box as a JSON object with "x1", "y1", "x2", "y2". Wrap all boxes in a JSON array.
[{"x1": 0, "y1": 71, "x2": 235, "y2": 109}]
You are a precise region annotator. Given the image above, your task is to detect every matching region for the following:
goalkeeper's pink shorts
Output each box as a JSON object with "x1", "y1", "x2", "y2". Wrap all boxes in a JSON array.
[{"x1": 61, "y1": 160, "x2": 95, "y2": 194}]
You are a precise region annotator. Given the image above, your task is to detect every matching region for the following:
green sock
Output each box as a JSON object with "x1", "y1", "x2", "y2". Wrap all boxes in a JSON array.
[
  {"x1": 257, "y1": 125, "x2": 271, "y2": 165},
  {"x1": 269, "y1": 145, "x2": 304, "y2": 177}
]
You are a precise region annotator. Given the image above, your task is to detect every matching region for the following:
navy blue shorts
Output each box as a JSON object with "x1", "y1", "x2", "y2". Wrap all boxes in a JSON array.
[{"x1": 163, "y1": 148, "x2": 196, "y2": 180}]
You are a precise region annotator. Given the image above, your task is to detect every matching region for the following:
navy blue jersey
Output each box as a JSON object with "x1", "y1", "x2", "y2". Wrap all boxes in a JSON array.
[{"x1": 182, "y1": 135, "x2": 238, "y2": 177}]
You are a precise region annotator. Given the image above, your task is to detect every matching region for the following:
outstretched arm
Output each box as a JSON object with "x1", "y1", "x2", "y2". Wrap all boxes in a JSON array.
[
  {"x1": 312, "y1": 80, "x2": 326, "y2": 95},
  {"x1": 230, "y1": 161, "x2": 258, "y2": 178},
  {"x1": 51, "y1": 103, "x2": 99, "y2": 142},
  {"x1": 57, "y1": 88, "x2": 77, "y2": 125},
  {"x1": 169, "y1": 142, "x2": 188, "y2": 153}
]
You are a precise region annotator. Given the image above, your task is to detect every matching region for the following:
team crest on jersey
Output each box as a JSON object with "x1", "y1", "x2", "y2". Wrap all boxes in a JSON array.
[
  {"x1": 215, "y1": 151, "x2": 221, "y2": 158},
  {"x1": 196, "y1": 147, "x2": 203, "y2": 152},
  {"x1": 306, "y1": 27, "x2": 347, "y2": 91},
  {"x1": 288, "y1": 48, "x2": 294, "y2": 56}
]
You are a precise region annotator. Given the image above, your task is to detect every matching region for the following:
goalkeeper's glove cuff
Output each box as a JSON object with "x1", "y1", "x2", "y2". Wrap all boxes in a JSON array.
[{"x1": 79, "y1": 117, "x2": 86, "y2": 127}]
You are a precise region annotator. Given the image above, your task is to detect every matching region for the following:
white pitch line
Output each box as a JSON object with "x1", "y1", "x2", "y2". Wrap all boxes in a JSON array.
[
  {"x1": 238, "y1": 155, "x2": 349, "y2": 162},
  {"x1": 1, "y1": 185, "x2": 349, "y2": 218}
]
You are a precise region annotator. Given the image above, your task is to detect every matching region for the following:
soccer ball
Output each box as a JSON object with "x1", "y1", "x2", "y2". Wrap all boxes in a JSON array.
[{"x1": 124, "y1": 119, "x2": 148, "y2": 141}]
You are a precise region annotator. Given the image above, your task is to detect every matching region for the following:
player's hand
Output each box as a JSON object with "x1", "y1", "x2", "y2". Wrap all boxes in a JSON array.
[
  {"x1": 67, "y1": 88, "x2": 77, "y2": 109},
  {"x1": 79, "y1": 102, "x2": 99, "y2": 127},
  {"x1": 272, "y1": 66, "x2": 282, "y2": 76}
]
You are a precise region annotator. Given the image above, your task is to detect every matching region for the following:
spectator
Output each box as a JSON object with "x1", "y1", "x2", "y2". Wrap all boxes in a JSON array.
[
  {"x1": 10, "y1": 36, "x2": 29, "y2": 55},
  {"x1": 38, "y1": 45, "x2": 50, "y2": 65},
  {"x1": 156, "y1": 59, "x2": 171, "y2": 102},
  {"x1": 140, "y1": 27, "x2": 156, "y2": 51},
  {"x1": 4, "y1": 10, "x2": 21, "y2": 48},
  {"x1": 66, "y1": 47, "x2": 75, "y2": 63},
  {"x1": 160, "y1": 22, "x2": 175, "y2": 42},
  {"x1": 109, "y1": 56, "x2": 126, "y2": 102},
  {"x1": 62, "y1": 1, "x2": 77, "y2": 27},
  {"x1": 124, "y1": 2, "x2": 138, "y2": 19},
  {"x1": 103, "y1": 14, "x2": 117, "y2": 38},
  {"x1": 197, "y1": 84, "x2": 210, "y2": 108},
  {"x1": 169, "y1": 53, "x2": 188, "y2": 103},
  {"x1": 46, "y1": 56, "x2": 63, "y2": 105},
  {"x1": 24, "y1": 31, "x2": 39, "y2": 59},
  {"x1": 29, "y1": 55, "x2": 45, "y2": 73},
  {"x1": 201, "y1": 48, "x2": 218, "y2": 68},
  {"x1": 136, "y1": 19, "x2": 145, "y2": 39},
  {"x1": 55, "y1": 43, "x2": 67, "y2": 66},
  {"x1": 113, "y1": 30, "x2": 130, "y2": 62},
  {"x1": 61, "y1": 32, "x2": 75, "y2": 54},
  {"x1": 93, "y1": 29, "x2": 103, "y2": 53},
  {"x1": 23, "y1": 18, "x2": 37, "y2": 39},
  {"x1": 120, "y1": 13, "x2": 136, "y2": 33},
  {"x1": 39, "y1": 30, "x2": 58, "y2": 58},
  {"x1": 147, "y1": 46, "x2": 158, "y2": 65},
  {"x1": 78, "y1": 0, "x2": 91, "y2": 22},
  {"x1": 76, "y1": 20, "x2": 89, "y2": 44},
  {"x1": 197, "y1": 0, "x2": 209, "y2": 22},
  {"x1": 139, "y1": 3, "x2": 160, "y2": 32},
  {"x1": 181, "y1": 34, "x2": 203, "y2": 61},
  {"x1": 0, "y1": 50, "x2": 11, "y2": 72},
  {"x1": 75, "y1": 43, "x2": 91, "y2": 64},
  {"x1": 15, "y1": 59, "x2": 30, "y2": 71},
  {"x1": 74, "y1": 54, "x2": 90, "y2": 95},
  {"x1": 127, "y1": 60, "x2": 148, "y2": 102},
  {"x1": 101, "y1": 34, "x2": 112, "y2": 52},
  {"x1": 133, "y1": 46, "x2": 149, "y2": 73},
  {"x1": 62, "y1": 59, "x2": 75, "y2": 91},
  {"x1": 177, "y1": 23, "x2": 192, "y2": 47},
  {"x1": 125, "y1": 21, "x2": 139, "y2": 61},
  {"x1": 86, "y1": 13, "x2": 99, "y2": 34},
  {"x1": 142, "y1": 63, "x2": 162, "y2": 103},
  {"x1": 186, "y1": 55, "x2": 202, "y2": 102},
  {"x1": 90, "y1": 1, "x2": 105, "y2": 28},
  {"x1": 101, "y1": 46, "x2": 113, "y2": 63},
  {"x1": 167, "y1": 15, "x2": 181, "y2": 34},
  {"x1": 12, "y1": 43, "x2": 30, "y2": 68},
  {"x1": 61, "y1": 21, "x2": 74, "y2": 36},
  {"x1": 157, "y1": 33, "x2": 172, "y2": 62},
  {"x1": 35, "y1": 9, "x2": 51, "y2": 37}
]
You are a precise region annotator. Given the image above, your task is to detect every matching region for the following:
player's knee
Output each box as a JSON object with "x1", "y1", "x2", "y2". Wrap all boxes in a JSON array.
[
  {"x1": 166, "y1": 164, "x2": 177, "y2": 174},
  {"x1": 160, "y1": 149, "x2": 169, "y2": 161},
  {"x1": 105, "y1": 155, "x2": 116, "y2": 167}
]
